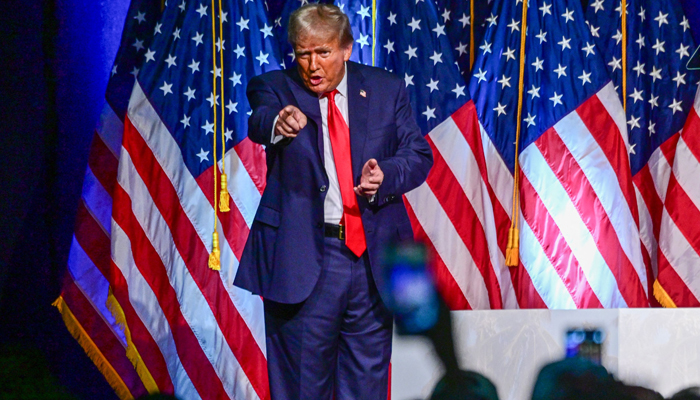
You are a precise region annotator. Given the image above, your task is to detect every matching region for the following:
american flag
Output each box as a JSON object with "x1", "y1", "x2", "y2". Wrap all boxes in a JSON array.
[
  {"x1": 53, "y1": 0, "x2": 162, "y2": 398},
  {"x1": 338, "y1": 0, "x2": 491, "y2": 77},
  {"x1": 335, "y1": 0, "x2": 649, "y2": 309},
  {"x1": 466, "y1": 0, "x2": 649, "y2": 308},
  {"x1": 585, "y1": 0, "x2": 699, "y2": 307},
  {"x1": 110, "y1": 0, "x2": 282, "y2": 397},
  {"x1": 81, "y1": 0, "x2": 280, "y2": 398},
  {"x1": 379, "y1": 1, "x2": 648, "y2": 309}
]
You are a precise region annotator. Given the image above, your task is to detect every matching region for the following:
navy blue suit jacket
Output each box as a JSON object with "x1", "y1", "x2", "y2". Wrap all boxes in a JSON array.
[{"x1": 234, "y1": 61, "x2": 433, "y2": 304}]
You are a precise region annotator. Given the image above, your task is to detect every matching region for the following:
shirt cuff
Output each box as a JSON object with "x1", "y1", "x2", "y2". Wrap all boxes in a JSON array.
[{"x1": 270, "y1": 116, "x2": 285, "y2": 144}]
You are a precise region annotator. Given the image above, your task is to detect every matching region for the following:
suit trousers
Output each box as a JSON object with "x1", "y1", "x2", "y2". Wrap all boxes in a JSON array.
[{"x1": 263, "y1": 235, "x2": 393, "y2": 400}]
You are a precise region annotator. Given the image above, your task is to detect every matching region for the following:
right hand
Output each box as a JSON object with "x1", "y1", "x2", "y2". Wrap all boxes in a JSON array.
[{"x1": 275, "y1": 105, "x2": 307, "y2": 138}]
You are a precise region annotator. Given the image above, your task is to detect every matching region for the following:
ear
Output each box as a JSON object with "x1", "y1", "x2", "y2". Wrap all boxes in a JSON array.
[{"x1": 343, "y1": 43, "x2": 353, "y2": 62}]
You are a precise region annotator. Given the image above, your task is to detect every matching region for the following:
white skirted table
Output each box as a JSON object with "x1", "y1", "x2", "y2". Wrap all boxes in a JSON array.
[{"x1": 391, "y1": 308, "x2": 700, "y2": 400}]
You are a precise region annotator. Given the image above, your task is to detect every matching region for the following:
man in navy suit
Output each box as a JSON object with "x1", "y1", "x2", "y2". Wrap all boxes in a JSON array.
[{"x1": 234, "y1": 4, "x2": 432, "y2": 399}]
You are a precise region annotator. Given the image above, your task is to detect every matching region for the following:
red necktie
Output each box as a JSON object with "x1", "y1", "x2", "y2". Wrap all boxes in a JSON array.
[{"x1": 324, "y1": 89, "x2": 366, "y2": 257}]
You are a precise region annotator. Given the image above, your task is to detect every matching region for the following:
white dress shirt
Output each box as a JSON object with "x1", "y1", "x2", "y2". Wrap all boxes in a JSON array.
[{"x1": 271, "y1": 65, "x2": 349, "y2": 224}]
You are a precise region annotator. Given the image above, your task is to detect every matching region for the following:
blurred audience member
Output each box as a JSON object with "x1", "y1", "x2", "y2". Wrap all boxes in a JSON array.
[
  {"x1": 430, "y1": 369, "x2": 499, "y2": 400},
  {"x1": 670, "y1": 387, "x2": 700, "y2": 400},
  {"x1": 531, "y1": 357, "x2": 632, "y2": 400},
  {"x1": 623, "y1": 385, "x2": 664, "y2": 400}
]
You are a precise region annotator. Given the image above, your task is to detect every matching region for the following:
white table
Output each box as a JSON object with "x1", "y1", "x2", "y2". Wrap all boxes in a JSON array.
[{"x1": 391, "y1": 308, "x2": 700, "y2": 400}]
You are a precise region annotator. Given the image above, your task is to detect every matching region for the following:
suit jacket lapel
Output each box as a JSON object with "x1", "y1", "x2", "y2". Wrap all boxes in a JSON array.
[
  {"x1": 347, "y1": 62, "x2": 368, "y2": 182},
  {"x1": 287, "y1": 69, "x2": 324, "y2": 164}
]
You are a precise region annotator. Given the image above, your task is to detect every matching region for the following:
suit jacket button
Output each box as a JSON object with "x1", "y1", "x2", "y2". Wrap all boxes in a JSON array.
[
  {"x1": 319, "y1": 185, "x2": 327, "y2": 192},
  {"x1": 316, "y1": 222, "x2": 323, "y2": 228}
]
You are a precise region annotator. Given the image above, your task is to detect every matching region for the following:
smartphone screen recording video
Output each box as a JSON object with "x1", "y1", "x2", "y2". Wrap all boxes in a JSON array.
[{"x1": 565, "y1": 329, "x2": 604, "y2": 365}]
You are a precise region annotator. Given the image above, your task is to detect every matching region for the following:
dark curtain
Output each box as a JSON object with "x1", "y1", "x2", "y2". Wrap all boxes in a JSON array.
[{"x1": 0, "y1": 0, "x2": 127, "y2": 398}]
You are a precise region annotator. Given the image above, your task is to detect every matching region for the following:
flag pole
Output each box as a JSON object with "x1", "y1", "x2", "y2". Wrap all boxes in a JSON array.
[
  {"x1": 469, "y1": 0, "x2": 475, "y2": 70},
  {"x1": 622, "y1": 0, "x2": 627, "y2": 113}
]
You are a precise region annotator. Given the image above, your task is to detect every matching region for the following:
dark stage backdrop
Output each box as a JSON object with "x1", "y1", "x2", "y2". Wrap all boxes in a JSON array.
[{"x1": 0, "y1": 0, "x2": 698, "y2": 398}]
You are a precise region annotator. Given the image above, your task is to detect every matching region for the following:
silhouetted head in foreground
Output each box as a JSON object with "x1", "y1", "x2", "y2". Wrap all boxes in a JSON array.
[
  {"x1": 531, "y1": 358, "x2": 631, "y2": 400},
  {"x1": 430, "y1": 370, "x2": 499, "y2": 400},
  {"x1": 670, "y1": 386, "x2": 700, "y2": 400},
  {"x1": 624, "y1": 385, "x2": 664, "y2": 400}
]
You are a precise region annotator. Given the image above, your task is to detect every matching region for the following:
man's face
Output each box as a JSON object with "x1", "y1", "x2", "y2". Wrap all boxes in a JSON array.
[{"x1": 294, "y1": 32, "x2": 352, "y2": 95}]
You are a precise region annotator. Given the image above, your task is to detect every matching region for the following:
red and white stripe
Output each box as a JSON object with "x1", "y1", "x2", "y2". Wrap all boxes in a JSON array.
[
  {"x1": 406, "y1": 82, "x2": 648, "y2": 309},
  {"x1": 657, "y1": 86, "x2": 700, "y2": 307},
  {"x1": 632, "y1": 133, "x2": 678, "y2": 307},
  {"x1": 105, "y1": 82, "x2": 270, "y2": 399}
]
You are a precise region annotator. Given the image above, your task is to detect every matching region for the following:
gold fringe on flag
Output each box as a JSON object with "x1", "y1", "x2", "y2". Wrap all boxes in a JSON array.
[
  {"x1": 53, "y1": 296, "x2": 134, "y2": 400},
  {"x1": 105, "y1": 291, "x2": 160, "y2": 394},
  {"x1": 653, "y1": 280, "x2": 678, "y2": 308}
]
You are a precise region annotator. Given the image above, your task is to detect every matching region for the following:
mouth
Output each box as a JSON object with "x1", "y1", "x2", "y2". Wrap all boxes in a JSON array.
[{"x1": 309, "y1": 76, "x2": 323, "y2": 86}]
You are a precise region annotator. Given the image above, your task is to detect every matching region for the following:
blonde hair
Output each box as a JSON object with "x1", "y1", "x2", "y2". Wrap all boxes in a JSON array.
[{"x1": 288, "y1": 3, "x2": 353, "y2": 48}]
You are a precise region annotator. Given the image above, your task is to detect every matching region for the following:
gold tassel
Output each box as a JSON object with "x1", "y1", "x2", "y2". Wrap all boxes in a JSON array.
[
  {"x1": 208, "y1": 231, "x2": 221, "y2": 270},
  {"x1": 54, "y1": 297, "x2": 135, "y2": 400},
  {"x1": 505, "y1": 227, "x2": 519, "y2": 267},
  {"x1": 219, "y1": 173, "x2": 230, "y2": 212}
]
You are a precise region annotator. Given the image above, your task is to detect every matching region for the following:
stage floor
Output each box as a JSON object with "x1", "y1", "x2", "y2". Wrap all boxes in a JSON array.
[{"x1": 391, "y1": 308, "x2": 700, "y2": 400}]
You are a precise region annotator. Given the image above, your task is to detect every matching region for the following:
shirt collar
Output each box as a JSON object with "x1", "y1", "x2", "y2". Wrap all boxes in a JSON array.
[
  {"x1": 336, "y1": 63, "x2": 348, "y2": 99},
  {"x1": 320, "y1": 63, "x2": 348, "y2": 99}
]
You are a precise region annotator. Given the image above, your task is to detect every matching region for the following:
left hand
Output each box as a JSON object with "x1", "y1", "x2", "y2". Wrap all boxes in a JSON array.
[{"x1": 354, "y1": 158, "x2": 383, "y2": 198}]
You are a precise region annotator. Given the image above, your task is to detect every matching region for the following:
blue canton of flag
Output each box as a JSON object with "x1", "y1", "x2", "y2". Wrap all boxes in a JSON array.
[
  {"x1": 138, "y1": 0, "x2": 282, "y2": 179},
  {"x1": 586, "y1": 0, "x2": 698, "y2": 176},
  {"x1": 434, "y1": 0, "x2": 492, "y2": 79},
  {"x1": 335, "y1": 0, "x2": 468, "y2": 133},
  {"x1": 338, "y1": 0, "x2": 374, "y2": 64},
  {"x1": 108, "y1": 0, "x2": 164, "y2": 119},
  {"x1": 270, "y1": 0, "x2": 311, "y2": 69}
]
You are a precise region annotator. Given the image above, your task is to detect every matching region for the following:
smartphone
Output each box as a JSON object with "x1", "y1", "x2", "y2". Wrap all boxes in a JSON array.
[
  {"x1": 565, "y1": 329, "x2": 604, "y2": 365},
  {"x1": 382, "y1": 240, "x2": 440, "y2": 335}
]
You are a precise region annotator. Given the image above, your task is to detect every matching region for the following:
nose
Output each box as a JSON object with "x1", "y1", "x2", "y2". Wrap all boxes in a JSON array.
[{"x1": 309, "y1": 54, "x2": 319, "y2": 71}]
